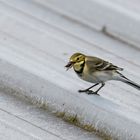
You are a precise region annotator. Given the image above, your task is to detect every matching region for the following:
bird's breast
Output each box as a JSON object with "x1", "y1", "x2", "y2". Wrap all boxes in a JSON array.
[
  {"x1": 78, "y1": 64, "x2": 98, "y2": 83},
  {"x1": 77, "y1": 64, "x2": 114, "y2": 83}
]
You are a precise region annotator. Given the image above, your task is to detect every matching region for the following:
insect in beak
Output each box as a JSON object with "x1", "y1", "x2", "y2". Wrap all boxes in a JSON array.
[{"x1": 65, "y1": 61, "x2": 75, "y2": 71}]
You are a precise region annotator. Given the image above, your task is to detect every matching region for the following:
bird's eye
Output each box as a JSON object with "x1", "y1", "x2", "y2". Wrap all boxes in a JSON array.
[{"x1": 77, "y1": 57, "x2": 79, "y2": 60}]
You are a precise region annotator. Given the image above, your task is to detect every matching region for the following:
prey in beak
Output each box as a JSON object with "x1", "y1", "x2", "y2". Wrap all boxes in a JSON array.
[{"x1": 65, "y1": 61, "x2": 75, "y2": 71}]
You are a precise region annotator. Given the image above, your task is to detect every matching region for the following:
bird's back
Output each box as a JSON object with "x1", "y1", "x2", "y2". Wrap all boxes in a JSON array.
[{"x1": 85, "y1": 56, "x2": 123, "y2": 71}]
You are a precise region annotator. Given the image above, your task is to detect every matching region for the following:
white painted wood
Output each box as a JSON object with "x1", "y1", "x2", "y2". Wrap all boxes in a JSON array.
[
  {"x1": 31, "y1": 0, "x2": 140, "y2": 48},
  {"x1": 0, "y1": 0, "x2": 140, "y2": 139},
  {"x1": 0, "y1": 91, "x2": 100, "y2": 140}
]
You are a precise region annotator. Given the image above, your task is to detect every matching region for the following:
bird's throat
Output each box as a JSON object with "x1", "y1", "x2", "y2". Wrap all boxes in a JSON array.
[{"x1": 74, "y1": 61, "x2": 85, "y2": 74}]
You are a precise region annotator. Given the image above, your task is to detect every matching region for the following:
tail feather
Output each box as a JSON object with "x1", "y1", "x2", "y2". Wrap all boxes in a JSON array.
[
  {"x1": 118, "y1": 72, "x2": 140, "y2": 90},
  {"x1": 124, "y1": 80, "x2": 140, "y2": 90}
]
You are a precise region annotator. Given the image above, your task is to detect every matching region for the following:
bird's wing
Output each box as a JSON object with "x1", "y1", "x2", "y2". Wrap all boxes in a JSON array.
[{"x1": 85, "y1": 56, "x2": 123, "y2": 71}]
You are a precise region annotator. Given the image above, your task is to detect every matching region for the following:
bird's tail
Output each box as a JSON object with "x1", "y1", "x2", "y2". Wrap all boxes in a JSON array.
[
  {"x1": 117, "y1": 72, "x2": 140, "y2": 90},
  {"x1": 124, "y1": 80, "x2": 140, "y2": 90}
]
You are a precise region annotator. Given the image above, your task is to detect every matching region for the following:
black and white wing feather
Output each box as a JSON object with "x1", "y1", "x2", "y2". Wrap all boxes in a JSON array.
[{"x1": 86, "y1": 56, "x2": 123, "y2": 71}]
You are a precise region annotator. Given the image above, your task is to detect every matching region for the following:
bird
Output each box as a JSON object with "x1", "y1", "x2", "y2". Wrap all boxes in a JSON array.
[{"x1": 65, "y1": 52, "x2": 140, "y2": 95}]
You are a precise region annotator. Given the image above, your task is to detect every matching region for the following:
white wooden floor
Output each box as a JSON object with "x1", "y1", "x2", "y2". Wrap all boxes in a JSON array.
[
  {"x1": 0, "y1": 90, "x2": 102, "y2": 140},
  {"x1": 0, "y1": 0, "x2": 140, "y2": 139}
]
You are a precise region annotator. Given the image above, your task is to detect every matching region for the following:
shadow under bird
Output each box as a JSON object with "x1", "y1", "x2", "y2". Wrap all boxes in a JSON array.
[{"x1": 65, "y1": 53, "x2": 140, "y2": 95}]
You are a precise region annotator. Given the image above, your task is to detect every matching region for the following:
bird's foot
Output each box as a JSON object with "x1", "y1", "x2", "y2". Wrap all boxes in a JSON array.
[
  {"x1": 78, "y1": 89, "x2": 99, "y2": 96},
  {"x1": 86, "y1": 90, "x2": 99, "y2": 95},
  {"x1": 78, "y1": 89, "x2": 87, "y2": 93}
]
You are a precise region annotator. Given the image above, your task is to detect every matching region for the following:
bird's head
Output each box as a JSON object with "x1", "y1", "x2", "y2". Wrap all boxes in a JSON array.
[{"x1": 65, "y1": 53, "x2": 86, "y2": 71}]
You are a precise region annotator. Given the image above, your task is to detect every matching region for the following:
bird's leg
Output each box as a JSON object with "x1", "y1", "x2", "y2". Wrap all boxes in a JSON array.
[
  {"x1": 79, "y1": 83, "x2": 105, "y2": 95},
  {"x1": 78, "y1": 83, "x2": 99, "y2": 93},
  {"x1": 93, "y1": 83, "x2": 105, "y2": 95}
]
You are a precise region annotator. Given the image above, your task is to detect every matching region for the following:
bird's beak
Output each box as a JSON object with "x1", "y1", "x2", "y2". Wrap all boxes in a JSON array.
[{"x1": 65, "y1": 61, "x2": 74, "y2": 71}]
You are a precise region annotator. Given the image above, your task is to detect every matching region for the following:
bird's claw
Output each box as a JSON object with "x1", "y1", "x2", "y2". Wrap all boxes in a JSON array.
[
  {"x1": 78, "y1": 89, "x2": 99, "y2": 96},
  {"x1": 78, "y1": 89, "x2": 86, "y2": 93},
  {"x1": 86, "y1": 90, "x2": 99, "y2": 95}
]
